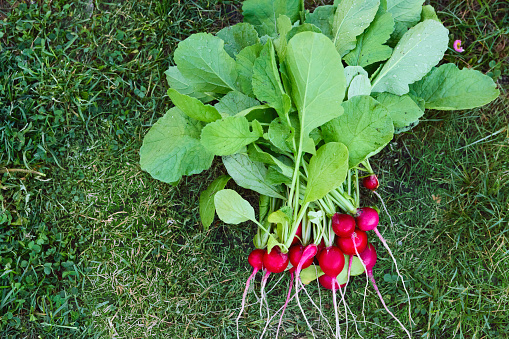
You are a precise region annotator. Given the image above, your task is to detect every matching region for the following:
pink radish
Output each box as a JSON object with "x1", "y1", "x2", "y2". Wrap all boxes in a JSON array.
[
  {"x1": 236, "y1": 249, "x2": 265, "y2": 338},
  {"x1": 318, "y1": 274, "x2": 346, "y2": 290},
  {"x1": 318, "y1": 246, "x2": 345, "y2": 278},
  {"x1": 336, "y1": 229, "x2": 368, "y2": 255},
  {"x1": 363, "y1": 174, "x2": 379, "y2": 190},
  {"x1": 358, "y1": 243, "x2": 411, "y2": 338},
  {"x1": 332, "y1": 213, "x2": 356, "y2": 238},
  {"x1": 318, "y1": 246, "x2": 345, "y2": 338},
  {"x1": 355, "y1": 207, "x2": 379, "y2": 231},
  {"x1": 289, "y1": 245, "x2": 314, "y2": 270},
  {"x1": 291, "y1": 223, "x2": 303, "y2": 245},
  {"x1": 357, "y1": 206, "x2": 414, "y2": 326},
  {"x1": 263, "y1": 246, "x2": 289, "y2": 273}
]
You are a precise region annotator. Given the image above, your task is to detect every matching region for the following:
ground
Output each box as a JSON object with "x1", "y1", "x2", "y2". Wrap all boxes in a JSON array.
[{"x1": 0, "y1": 0, "x2": 508, "y2": 338}]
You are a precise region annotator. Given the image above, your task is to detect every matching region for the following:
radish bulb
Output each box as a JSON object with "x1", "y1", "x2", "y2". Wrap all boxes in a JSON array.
[{"x1": 237, "y1": 249, "x2": 265, "y2": 338}]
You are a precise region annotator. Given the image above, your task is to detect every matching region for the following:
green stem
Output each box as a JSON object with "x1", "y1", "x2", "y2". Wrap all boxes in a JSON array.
[
  {"x1": 284, "y1": 202, "x2": 310, "y2": 249},
  {"x1": 355, "y1": 169, "x2": 360, "y2": 208},
  {"x1": 361, "y1": 159, "x2": 374, "y2": 174},
  {"x1": 329, "y1": 190, "x2": 357, "y2": 215}
]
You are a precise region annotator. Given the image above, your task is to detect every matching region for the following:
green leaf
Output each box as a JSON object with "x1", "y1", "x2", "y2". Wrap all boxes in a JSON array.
[
  {"x1": 199, "y1": 175, "x2": 231, "y2": 230},
  {"x1": 267, "y1": 235, "x2": 286, "y2": 254},
  {"x1": 252, "y1": 40, "x2": 292, "y2": 119},
  {"x1": 303, "y1": 142, "x2": 349, "y2": 204},
  {"x1": 223, "y1": 153, "x2": 285, "y2": 199},
  {"x1": 174, "y1": 33, "x2": 238, "y2": 94},
  {"x1": 259, "y1": 194, "x2": 271, "y2": 222},
  {"x1": 420, "y1": 5, "x2": 440, "y2": 22},
  {"x1": 216, "y1": 23, "x2": 260, "y2": 58},
  {"x1": 331, "y1": 0, "x2": 380, "y2": 56},
  {"x1": 268, "y1": 118, "x2": 293, "y2": 152},
  {"x1": 371, "y1": 20, "x2": 449, "y2": 95},
  {"x1": 266, "y1": 166, "x2": 292, "y2": 185},
  {"x1": 348, "y1": 74, "x2": 371, "y2": 99},
  {"x1": 268, "y1": 209, "x2": 292, "y2": 226},
  {"x1": 322, "y1": 96, "x2": 393, "y2": 168},
  {"x1": 247, "y1": 144, "x2": 294, "y2": 178},
  {"x1": 201, "y1": 116, "x2": 261, "y2": 156},
  {"x1": 285, "y1": 32, "x2": 346, "y2": 137},
  {"x1": 287, "y1": 23, "x2": 322, "y2": 40},
  {"x1": 242, "y1": 0, "x2": 301, "y2": 37},
  {"x1": 301, "y1": 264, "x2": 325, "y2": 285},
  {"x1": 344, "y1": 12, "x2": 394, "y2": 67},
  {"x1": 167, "y1": 89, "x2": 221, "y2": 123},
  {"x1": 140, "y1": 108, "x2": 214, "y2": 183},
  {"x1": 165, "y1": 67, "x2": 215, "y2": 103},
  {"x1": 236, "y1": 43, "x2": 263, "y2": 97},
  {"x1": 409, "y1": 63, "x2": 500, "y2": 110},
  {"x1": 345, "y1": 66, "x2": 369, "y2": 86},
  {"x1": 274, "y1": 15, "x2": 293, "y2": 60},
  {"x1": 214, "y1": 189, "x2": 256, "y2": 224},
  {"x1": 386, "y1": 0, "x2": 424, "y2": 28},
  {"x1": 306, "y1": 5, "x2": 335, "y2": 39},
  {"x1": 375, "y1": 92, "x2": 424, "y2": 128},
  {"x1": 215, "y1": 91, "x2": 260, "y2": 116},
  {"x1": 336, "y1": 255, "x2": 365, "y2": 284}
]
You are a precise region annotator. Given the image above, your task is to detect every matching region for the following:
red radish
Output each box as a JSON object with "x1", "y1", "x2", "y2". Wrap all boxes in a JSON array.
[
  {"x1": 331, "y1": 213, "x2": 356, "y2": 238},
  {"x1": 355, "y1": 207, "x2": 379, "y2": 231},
  {"x1": 363, "y1": 174, "x2": 379, "y2": 190},
  {"x1": 263, "y1": 247, "x2": 289, "y2": 273},
  {"x1": 291, "y1": 223, "x2": 302, "y2": 245},
  {"x1": 316, "y1": 239, "x2": 325, "y2": 254},
  {"x1": 291, "y1": 244, "x2": 317, "y2": 274},
  {"x1": 318, "y1": 274, "x2": 346, "y2": 290},
  {"x1": 318, "y1": 246, "x2": 345, "y2": 278},
  {"x1": 336, "y1": 229, "x2": 368, "y2": 255},
  {"x1": 318, "y1": 247, "x2": 345, "y2": 338},
  {"x1": 248, "y1": 249, "x2": 265, "y2": 270},
  {"x1": 237, "y1": 249, "x2": 266, "y2": 337},
  {"x1": 289, "y1": 245, "x2": 313, "y2": 269},
  {"x1": 358, "y1": 243, "x2": 411, "y2": 338}
]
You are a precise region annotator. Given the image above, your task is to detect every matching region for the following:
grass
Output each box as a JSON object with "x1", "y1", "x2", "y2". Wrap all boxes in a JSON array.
[{"x1": 0, "y1": 0, "x2": 508, "y2": 338}]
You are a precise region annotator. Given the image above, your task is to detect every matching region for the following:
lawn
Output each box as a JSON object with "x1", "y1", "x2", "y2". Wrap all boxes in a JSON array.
[{"x1": 0, "y1": 0, "x2": 508, "y2": 338}]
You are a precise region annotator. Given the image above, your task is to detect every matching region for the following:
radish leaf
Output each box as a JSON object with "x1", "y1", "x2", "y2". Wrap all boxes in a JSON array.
[
  {"x1": 242, "y1": 0, "x2": 301, "y2": 37},
  {"x1": 236, "y1": 43, "x2": 263, "y2": 97},
  {"x1": 285, "y1": 32, "x2": 346, "y2": 137},
  {"x1": 252, "y1": 39, "x2": 292, "y2": 119},
  {"x1": 140, "y1": 107, "x2": 214, "y2": 183},
  {"x1": 201, "y1": 116, "x2": 261, "y2": 156},
  {"x1": 410, "y1": 63, "x2": 500, "y2": 110},
  {"x1": 167, "y1": 89, "x2": 221, "y2": 123},
  {"x1": 174, "y1": 33, "x2": 238, "y2": 94},
  {"x1": 375, "y1": 92, "x2": 424, "y2": 128},
  {"x1": 303, "y1": 142, "x2": 349, "y2": 204},
  {"x1": 165, "y1": 67, "x2": 214, "y2": 103},
  {"x1": 348, "y1": 74, "x2": 371, "y2": 98},
  {"x1": 214, "y1": 189, "x2": 256, "y2": 224},
  {"x1": 344, "y1": 12, "x2": 394, "y2": 67},
  {"x1": 214, "y1": 91, "x2": 260, "y2": 117},
  {"x1": 331, "y1": 0, "x2": 380, "y2": 56},
  {"x1": 223, "y1": 153, "x2": 285, "y2": 199},
  {"x1": 199, "y1": 175, "x2": 231, "y2": 230},
  {"x1": 371, "y1": 19, "x2": 449, "y2": 95},
  {"x1": 306, "y1": 5, "x2": 335, "y2": 39},
  {"x1": 322, "y1": 96, "x2": 393, "y2": 168},
  {"x1": 216, "y1": 23, "x2": 260, "y2": 58}
]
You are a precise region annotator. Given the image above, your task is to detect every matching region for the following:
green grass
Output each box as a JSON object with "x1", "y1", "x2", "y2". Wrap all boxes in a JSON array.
[{"x1": 1, "y1": 0, "x2": 508, "y2": 338}]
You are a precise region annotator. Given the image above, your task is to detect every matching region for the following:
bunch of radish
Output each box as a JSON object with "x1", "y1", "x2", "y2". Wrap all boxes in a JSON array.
[{"x1": 139, "y1": 0, "x2": 499, "y2": 336}]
